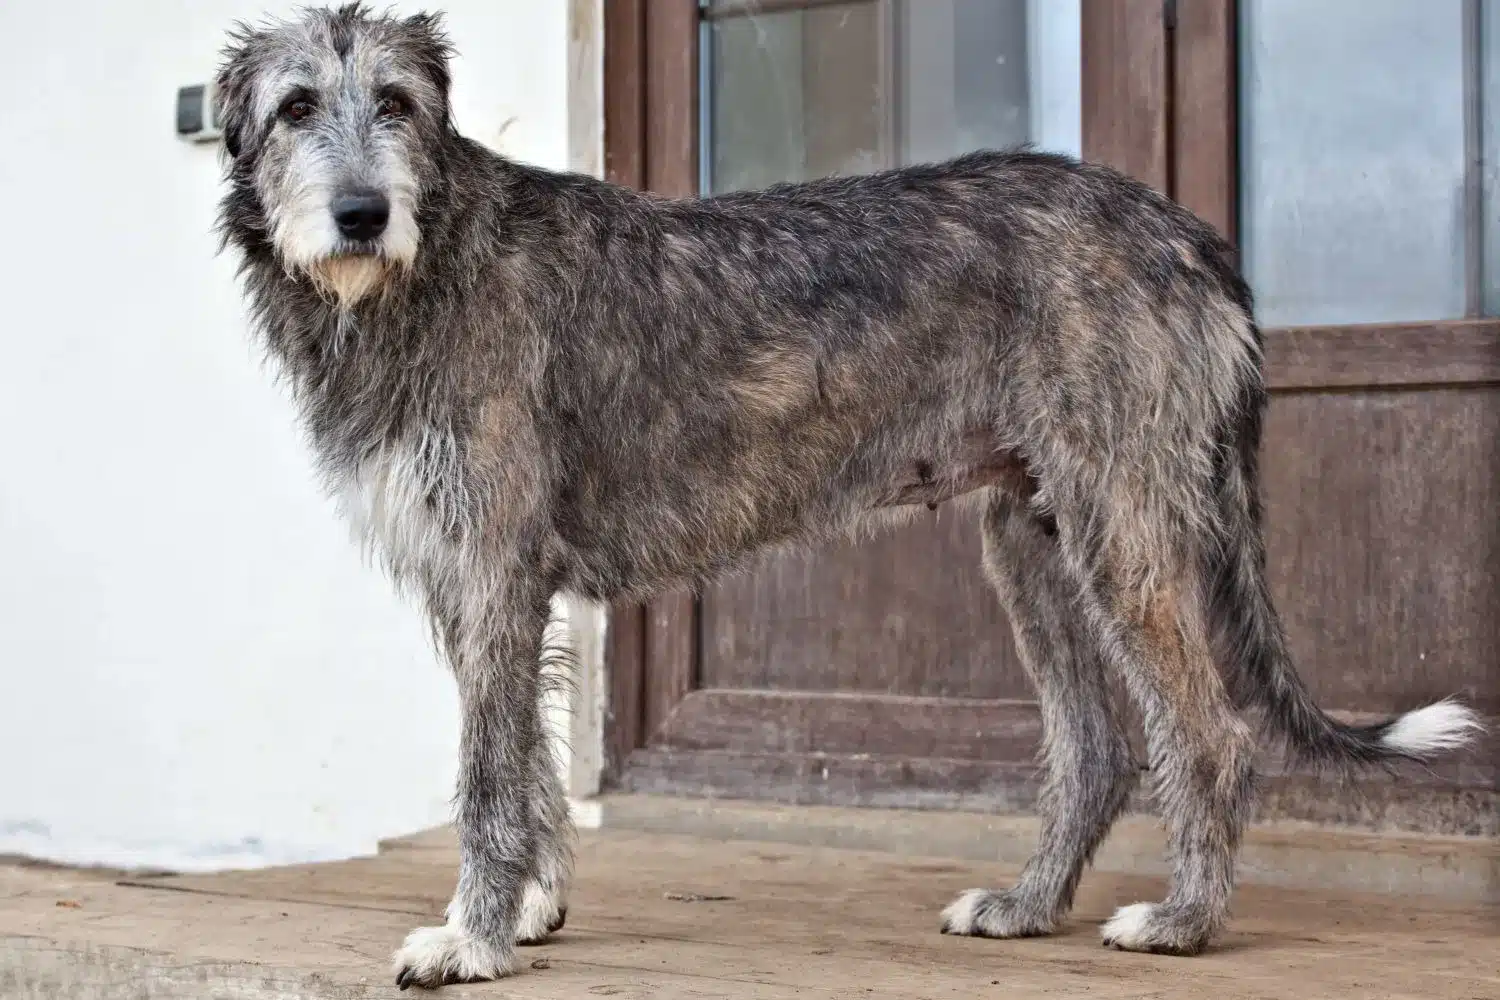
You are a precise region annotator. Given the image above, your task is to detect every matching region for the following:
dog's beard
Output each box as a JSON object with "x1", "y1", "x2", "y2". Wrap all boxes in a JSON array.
[
  {"x1": 268, "y1": 178, "x2": 419, "y2": 309},
  {"x1": 306, "y1": 255, "x2": 391, "y2": 307}
]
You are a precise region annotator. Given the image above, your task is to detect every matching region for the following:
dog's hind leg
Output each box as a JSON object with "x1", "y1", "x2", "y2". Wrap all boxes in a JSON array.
[
  {"x1": 941, "y1": 492, "x2": 1137, "y2": 939},
  {"x1": 1058, "y1": 485, "x2": 1255, "y2": 956}
]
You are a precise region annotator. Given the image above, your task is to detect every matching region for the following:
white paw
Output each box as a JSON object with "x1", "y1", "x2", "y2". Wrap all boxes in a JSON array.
[
  {"x1": 939, "y1": 888, "x2": 992, "y2": 934},
  {"x1": 514, "y1": 879, "x2": 568, "y2": 945},
  {"x1": 392, "y1": 922, "x2": 514, "y2": 989},
  {"x1": 940, "y1": 888, "x2": 1053, "y2": 938},
  {"x1": 1100, "y1": 902, "x2": 1156, "y2": 950}
]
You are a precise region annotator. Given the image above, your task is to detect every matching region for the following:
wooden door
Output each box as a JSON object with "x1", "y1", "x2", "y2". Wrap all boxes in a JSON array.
[{"x1": 603, "y1": 0, "x2": 1497, "y2": 835}]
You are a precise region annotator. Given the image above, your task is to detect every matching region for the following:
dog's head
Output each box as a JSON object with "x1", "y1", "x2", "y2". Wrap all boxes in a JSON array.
[{"x1": 215, "y1": 4, "x2": 455, "y2": 306}]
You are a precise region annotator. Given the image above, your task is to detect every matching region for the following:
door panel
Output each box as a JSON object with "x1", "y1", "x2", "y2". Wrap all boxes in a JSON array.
[
  {"x1": 699, "y1": 514, "x2": 1030, "y2": 700},
  {"x1": 1263, "y1": 387, "x2": 1500, "y2": 715}
]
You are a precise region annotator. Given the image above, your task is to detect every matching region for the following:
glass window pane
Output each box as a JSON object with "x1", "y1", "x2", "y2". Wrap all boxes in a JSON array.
[
  {"x1": 705, "y1": 0, "x2": 1079, "y2": 195},
  {"x1": 707, "y1": 3, "x2": 886, "y2": 194},
  {"x1": 1239, "y1": 0, "x2": 1469, "y2": 325}
]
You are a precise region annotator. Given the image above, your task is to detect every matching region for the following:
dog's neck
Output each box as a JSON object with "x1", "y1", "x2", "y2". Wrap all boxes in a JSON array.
[{"x1": 223, "y1": 140, "x2": 540, "y2": 474}]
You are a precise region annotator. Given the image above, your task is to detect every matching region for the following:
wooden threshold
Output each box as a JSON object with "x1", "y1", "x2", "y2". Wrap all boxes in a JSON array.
[
  {"x1": 647, "y1": 690, "x2": 1497, "y2": 790},
  {"x1": 619, "y1": 745, "x2": 1497, "y2": 836}
]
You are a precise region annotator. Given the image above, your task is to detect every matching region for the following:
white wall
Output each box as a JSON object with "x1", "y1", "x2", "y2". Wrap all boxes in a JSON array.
[{"x1": 0, "y1": 0, "x2": 598, "y2": 872}]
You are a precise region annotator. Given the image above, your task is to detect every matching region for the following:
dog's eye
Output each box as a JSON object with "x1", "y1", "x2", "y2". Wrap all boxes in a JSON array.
[
  {"x1": 280, "y1": 97, "x2": 314, "y2": 123},
  {"x1": 377, "y1": 95, "x2": 406, "y2": 118}
]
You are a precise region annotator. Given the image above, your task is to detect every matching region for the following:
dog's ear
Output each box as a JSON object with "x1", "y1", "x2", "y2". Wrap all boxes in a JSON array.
[
  {"x1": 404, "y1": 12, "x2": 456, "y2": 106},
  {"x1": 214, "y1": 23, "x2": 260, "y2": 161}
]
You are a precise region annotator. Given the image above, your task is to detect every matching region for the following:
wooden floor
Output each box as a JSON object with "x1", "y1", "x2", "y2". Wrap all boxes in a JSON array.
[{"x1": 3, "y1": 824, "x2": 1497, "y2": 999}]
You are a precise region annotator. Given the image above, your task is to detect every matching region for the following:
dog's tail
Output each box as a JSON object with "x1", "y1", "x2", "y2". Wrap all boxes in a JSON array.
[{"x1": 1207, "y1": 382, "x2": 1483, "y2": 768}]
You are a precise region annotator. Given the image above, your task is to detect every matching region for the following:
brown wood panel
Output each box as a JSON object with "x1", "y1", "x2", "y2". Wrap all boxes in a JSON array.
[
  {"x1": 652, "y1": 690, "x2": 1495, "y2": 788},
  {"x1": 1260, "y1": 386, "x2": 1500, "y2": 716},
  {"x1": 603, "y1": 0, "x2": 646, "y2": 188},
  {"x1": 630, "y1": 0, "x2": 700, "y2": 748},
  {"x1": 1264, "y1": 320, "x2": 1500, "y2": 391},
  {"x1": 644, "y1": 0, "x2": 699, "y2": 198},
  {"x1": 698, "y1": 509, "x2": 1030, "y2": 699},
  {"x1": 604, "y1": 601, "x2": 646, "y2": 780},
  {"x1": 653, "y1": 690, "x2": 1045, "y2": 760},
  {"x1": 1171, "y1": 0, "x2": 1237, "y2": 239},
  {"x1": 601, "y1": 0, "x2": 649, "y2": 779},
  {"x1": 620, "y1": 749, "x2": 1497, "y2": 835},
  {"x1": 644, "y1": 592, "x2": 697, "y2": 740},
  {"x1": 604, "y1": 0, "x2": 700, "y2": 771},
  {"x1": 625, "y1": 748, "x2": 1047, "y2": 812},
  {"x1": 1081, "y1": 0, "x2": 1169, "y2": 191}
]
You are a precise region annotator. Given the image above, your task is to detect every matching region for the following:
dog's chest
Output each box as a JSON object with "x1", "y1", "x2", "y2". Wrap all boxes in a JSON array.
[{"x1": 334, "y1": 431, "x2": 465, "y2": 581}]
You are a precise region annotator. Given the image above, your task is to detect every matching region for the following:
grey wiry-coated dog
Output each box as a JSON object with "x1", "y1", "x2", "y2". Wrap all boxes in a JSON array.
[{"x1": 216, "y1": 6, "x2": 1481, "y2": 989}]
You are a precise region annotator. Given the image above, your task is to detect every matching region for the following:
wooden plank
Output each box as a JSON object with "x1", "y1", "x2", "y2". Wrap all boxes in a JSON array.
[
  {"x1": 593, "y1": 796, "x2": 1500, "y2": 903},
  {"x1": 1257, "y1": 387, "x2": 1500, "y2": 730},
  {"x1": 324, "y1": 809, "x2": 1500, "y2": 906},
  {"x1": 603, "y1": 0, "x2": 646, "y2": 188},
  {"x1": 10, "y1": 829, "x2": 1498, "y2": 1000},
  {"x1": 652, "y1": 689, "x2": 1494, "y2": 783},
  {"x1": 621, "y1": 747, "x2": 1497, "y2": 835},
  {"x1": 1081, "y1": 0, "x2": 1169, "y2": 191},
  {"x1": 654, "y1": 689, "x2": 1045, "y2": 759},
  {"x1": 122, "y1": 854, "x2": 454, "y2": 918},
  {"x1": 1171, "y1": 0, "x2": 1237, "y2": 240},
  {"x1": 644, "y1": 0, "x2": 699, "y2": 198},
  {"x1": 699, "y1": 508, "x2": 1032, "y2": 699},
  {"x1": 625, "y1": 748, "x2": 1048, "y2": 811},
  {"x1": 1263, "y1": 320, "x2": 1500, "y2": 390},
  {"x1": 604, "y1": 601, "x2": 646, "y2": 781},
  {"x1": 634, "y1": 0, "x2": 702, "y2": 749},
  {"x1": 644, "y1": 591, "x2": 698, "y2": 740},
  {"x1": 601, "y1": 0, "x2": 652, "y2": 785}
]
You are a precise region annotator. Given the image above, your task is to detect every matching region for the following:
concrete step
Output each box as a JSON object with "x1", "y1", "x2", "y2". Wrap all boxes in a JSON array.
[{"x1": 537, "y1": 794, "x2": 1500, "y2": 904}]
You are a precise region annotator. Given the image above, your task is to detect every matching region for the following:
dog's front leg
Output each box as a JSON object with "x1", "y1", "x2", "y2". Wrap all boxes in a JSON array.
[{"x1": 392, "y1": 573, "x2": 553, "y2": 989}]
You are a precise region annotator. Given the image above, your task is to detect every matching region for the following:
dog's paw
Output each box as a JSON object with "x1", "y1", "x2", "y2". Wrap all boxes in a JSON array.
[
  {"x1": 514, "y1": 879, "x2": 568, "y2": 946},
  {"x1": 1100, "y1": 902, "x2": 1208, "y2": 955},
  {"x1": 392, "y1": 923, "x2": 514, "y2": 990},
  {"x1": 939, "y1": 888, "x2": 1056, "y2": 938}
]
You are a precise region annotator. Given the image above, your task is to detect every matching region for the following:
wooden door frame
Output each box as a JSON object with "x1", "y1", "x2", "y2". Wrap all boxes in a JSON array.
[
  {"x1": 601, "y1": 0, "x2": 1500, "y2": 796},
  {"x1": 602, "y1": 0, "x2": 701, "y2": 783}
]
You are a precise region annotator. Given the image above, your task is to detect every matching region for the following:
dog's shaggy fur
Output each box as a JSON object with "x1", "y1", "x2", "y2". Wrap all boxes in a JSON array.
[{"x1": 215, "y1": 6, "x2": 1482, "y2": 988}]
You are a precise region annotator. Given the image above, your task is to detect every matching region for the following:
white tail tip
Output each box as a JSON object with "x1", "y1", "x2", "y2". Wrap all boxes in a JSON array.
[{"x1": 1380, "y1": 698, "x2": 1484, "y2": 757}]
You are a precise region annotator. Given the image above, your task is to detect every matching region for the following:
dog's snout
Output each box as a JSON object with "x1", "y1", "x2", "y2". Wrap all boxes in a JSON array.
[{"x1": 332, "y1": 190, "x2": 390, "y2": 242}]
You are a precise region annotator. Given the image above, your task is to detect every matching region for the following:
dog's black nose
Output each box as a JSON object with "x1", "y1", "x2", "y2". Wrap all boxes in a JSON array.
[{"x1": 332, "y1": 191, "x2": 389, "y2": 241}]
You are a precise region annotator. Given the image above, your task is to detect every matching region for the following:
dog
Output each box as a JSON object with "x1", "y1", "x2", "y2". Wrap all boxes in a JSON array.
[{"x1": 214, "y1": 5, "x2": 1481, "y2": 989}]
